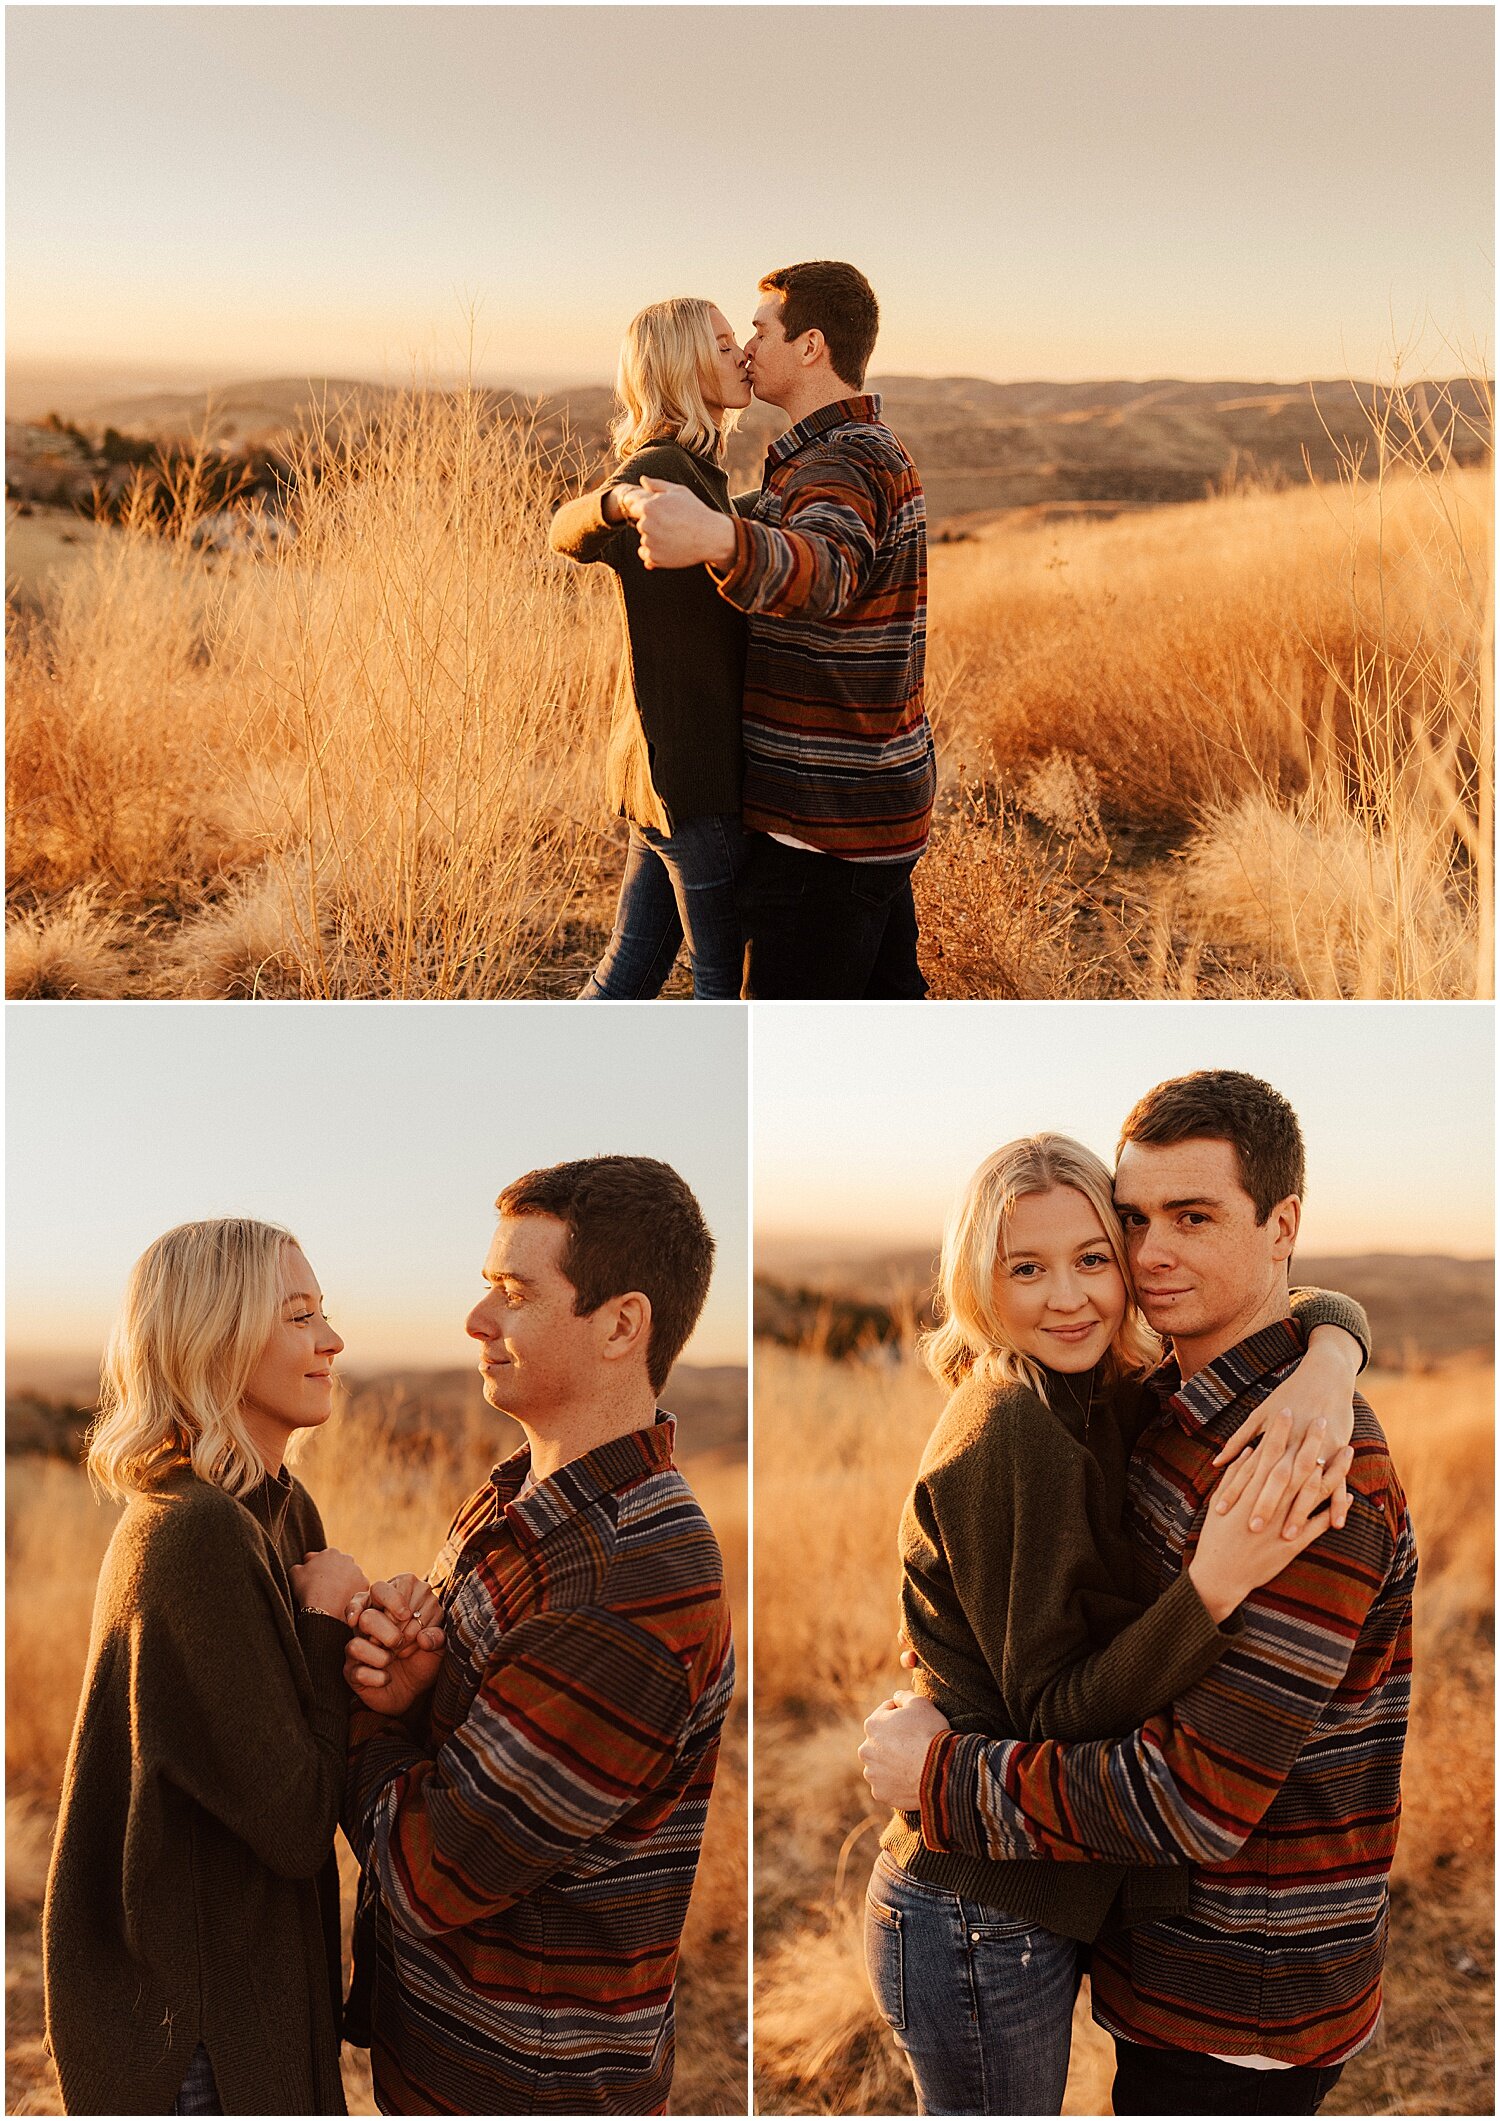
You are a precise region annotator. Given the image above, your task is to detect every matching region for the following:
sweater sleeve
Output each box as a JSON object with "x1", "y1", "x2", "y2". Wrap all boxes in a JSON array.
[
  {"x1": 342, "y1": 1604, "x2": 694, "y2": 1937},
  {"x1": 549, "y1": 483, "x2": 629, "y2": 564},
  {"x1": 1288, "y1": 1286, "x2": 1371, "y2": 1370},
  {"x1": 135, "y1": 1502, "x2": 350, "y2": 1881},
  {"x1": 916, "y1": 1406, "x2": 1231, "y2": 1747},
  {"x1": 710, "y1": 450, "x2": 885, "y2": 619},
  {"x1": 919, "y1": 1438, "x2": 1408, "y2": 1869}
]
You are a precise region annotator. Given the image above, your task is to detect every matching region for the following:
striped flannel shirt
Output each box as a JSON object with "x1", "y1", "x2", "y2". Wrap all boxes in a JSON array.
[
  {"x1": 343, "y1": 1414, "x2": 734, "y2": 2115},
  {"x1": 711, "y1": 394, "x2": 935, "y2": 861},
  {"x1": 919, "y1": 1318, "x2": 1416, "y2": 2069}
]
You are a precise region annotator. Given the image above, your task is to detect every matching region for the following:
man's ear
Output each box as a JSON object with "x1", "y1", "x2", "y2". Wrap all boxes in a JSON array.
[
  {"x1": 800, "y1": 327, "x2": 826, "y2": 369},
  {"x1": 598, "y1": 1290, "x2": 653, "y2": 1367},
  {"x1": 1268, "y1": 1195, "x2": 1301, "y2": 1262}
]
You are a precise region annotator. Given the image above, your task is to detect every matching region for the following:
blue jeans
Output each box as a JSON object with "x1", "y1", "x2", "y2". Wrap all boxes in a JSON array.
[
  {"x1": 580, "y1": 813, "x2": 747, "y2": 1000},
  {"x1": 864, "y1": 1852, "x2": 1078, "y2": 2115}
]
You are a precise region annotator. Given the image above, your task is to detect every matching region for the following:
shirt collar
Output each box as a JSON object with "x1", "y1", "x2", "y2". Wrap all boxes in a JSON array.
[
  {"x1": 491, "y1": 1411, "x2": 677, "y2": 1545},
  {"x1": 1150, "y1": 1316, "x2": 1306, "y2": 1439},
  {"x1": 767, "y1": 393, "x2": 883, "y2": 472}
]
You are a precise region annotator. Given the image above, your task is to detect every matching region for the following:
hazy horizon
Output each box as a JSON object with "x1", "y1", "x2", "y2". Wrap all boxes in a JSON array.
[{"x1": 8, "y1": 7, "x2": 1491, "y2": 384}]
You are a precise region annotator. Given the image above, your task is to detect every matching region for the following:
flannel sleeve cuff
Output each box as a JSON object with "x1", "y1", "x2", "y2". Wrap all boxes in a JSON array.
[
  {"x1": 919, "y1": 1729, "x2": 997, "y2": 1857},
  {"x1": 708, "y1": 513, "x2": 763, "y2": 605}
]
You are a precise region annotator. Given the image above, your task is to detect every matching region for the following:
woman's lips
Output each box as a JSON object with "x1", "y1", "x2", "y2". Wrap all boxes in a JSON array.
[{"x1": 1043, "y1": 1320, "x2": 1100, "y2": 1340}]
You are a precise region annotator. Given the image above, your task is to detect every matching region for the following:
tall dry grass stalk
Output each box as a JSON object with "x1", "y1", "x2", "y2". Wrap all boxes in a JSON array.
[
  {"x1": 236, "y1": 391, "x2": 616, "y2": 995},
  {"x1": 753, "y1": 1344, "x2": 1494, "y2": 2116}
]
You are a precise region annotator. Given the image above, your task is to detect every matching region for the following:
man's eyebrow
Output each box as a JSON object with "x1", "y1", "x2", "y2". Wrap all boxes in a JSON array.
[
  {"x1": 483, "y1": 1268, "x2": 534, "y2": 1286},
  {"x1": 1114, "y1": 1195, "x2": 1223, "y2": 1214}
]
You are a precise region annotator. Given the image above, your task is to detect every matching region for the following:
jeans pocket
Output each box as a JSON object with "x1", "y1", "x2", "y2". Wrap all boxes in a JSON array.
[{"x1": 864, "y1": 1892, "x2": 907, "y2": 2033}]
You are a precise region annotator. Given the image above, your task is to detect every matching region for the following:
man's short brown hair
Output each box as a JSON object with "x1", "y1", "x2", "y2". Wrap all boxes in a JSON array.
[
  {"x1": 495, "y1": 1156, "x2": 714, "y2": 1393},
  {"x1": 760, "y1": 261, "x2": 879, "y2": 389},
  {"x1": 1117, "y1": 1070, "x2": 1306, "y2": 1224}
]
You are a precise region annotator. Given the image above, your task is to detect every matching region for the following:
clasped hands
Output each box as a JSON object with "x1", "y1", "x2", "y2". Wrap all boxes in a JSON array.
[
  {"x1": 611, "y1": 478, "x2": 738, "y2": 572},
  {"x1": 286, "y1": 1548, "x2": 445, "y2": 1716}
]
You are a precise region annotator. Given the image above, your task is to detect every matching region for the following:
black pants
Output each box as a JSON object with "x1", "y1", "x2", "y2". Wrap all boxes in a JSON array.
[
  {"x1": 739, "y1": 834, "x2": 927, "y2": 999},
  {"x1": 1112, "y1": 2037, "x2": 1345, "y2": 2114}
]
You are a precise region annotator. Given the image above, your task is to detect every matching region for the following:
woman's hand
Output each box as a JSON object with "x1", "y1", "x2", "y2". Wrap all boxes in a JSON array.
[
  {"x1": 1211, "y1": 1326, "x2": 1360, "y2": 1532},
  {"x1": 858, "y1": 1692, "x2": 952, "y2": 1811},
  {"x1": 1187, "y1": 1439, "x2": 1354, "y2": 1623},
  {"x1": 290, "y1": 1547, "x2": 368, "y2": 1620}
]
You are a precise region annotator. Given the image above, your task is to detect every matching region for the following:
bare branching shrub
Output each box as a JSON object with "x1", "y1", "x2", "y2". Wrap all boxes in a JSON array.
[{"x1": 916, "y1": 776, "x2": 1102, "y2": 998}]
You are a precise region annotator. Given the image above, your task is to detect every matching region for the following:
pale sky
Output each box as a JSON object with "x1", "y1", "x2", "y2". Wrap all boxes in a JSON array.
[
  {"x1": 8, "y1": 1003, "x2": 748, "y2": 1373},
  {"x1": 754, "y1": 1002, "x2": 1495, "y2": 1257},
  {"x1": 7, "y1": 6, "x2": 1492, "y2": 388}
]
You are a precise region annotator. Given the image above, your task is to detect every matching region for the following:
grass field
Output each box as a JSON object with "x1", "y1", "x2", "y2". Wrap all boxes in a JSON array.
[
  {"x1": 6, "y1": 378, "x2": 1490, "y2": 1000},
  {"x1": 5, "y1": 1390, "x2": 747, "y2": 2114},
  {"x1": 753, "y1": 1343, "x2": 1494, "y2": 2117}
]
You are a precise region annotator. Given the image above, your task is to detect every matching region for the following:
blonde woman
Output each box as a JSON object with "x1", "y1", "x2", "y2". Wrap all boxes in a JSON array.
[
  {"x1": 42, "y1": 1219, "x2": 438, "y2": 2117},
  {"x1": 856, "y1": 1135, "x2": 1369, "y2": 2116},
  {"x1": 550, "y1": 297, "x2": 753, "y2": 998}
]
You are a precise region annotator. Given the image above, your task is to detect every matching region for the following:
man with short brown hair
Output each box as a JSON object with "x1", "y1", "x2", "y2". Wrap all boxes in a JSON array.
[
  {"x1": 862, "y1": 1075, "x2": 1416, "y2": 2116},
  {"x1": 622, "y1": 261, "x2": 935, "y2": 998},
  {"x1": 341, "y1": 1155, "x2": 734, "y2": 2115}
]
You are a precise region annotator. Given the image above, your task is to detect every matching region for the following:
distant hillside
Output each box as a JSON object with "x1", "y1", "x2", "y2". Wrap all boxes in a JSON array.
[
  {"x1": 4, "y1": 1359, "x2": 745, "y2": 1462},
  {"x1": 755, "y1": 1253, "x2": 1493, "y2": 1369},
  {"x1": 17, "y1": 371, "x2": 1489, "y2": 530}
]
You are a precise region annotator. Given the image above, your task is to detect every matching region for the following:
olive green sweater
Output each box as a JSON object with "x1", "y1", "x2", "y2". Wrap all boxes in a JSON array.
[
  {"x1": 883, "y1": 1287, "x2": 1371, "y2": 1943},
  {"x1": 43, "y1": 1468, "x2": 350, "y2": 2116},
  {"x1": 549, "y1": 442, "x2": 747, "y2": 831}
]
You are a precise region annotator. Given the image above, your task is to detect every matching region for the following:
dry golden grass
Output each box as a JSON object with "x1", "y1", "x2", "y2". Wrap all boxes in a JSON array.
[
  {"x1": 7, "y1": 390, "x2": 621, "y2": 998},
  {"x1": 5, "y1": 1396, "x2": 746, "y2": 2113},
  {"x1": 919, "y1": 376, "x2": 1491, "y2": 999},
  {"x1": 753, "y1": 1343, "x2": 1494, "y2": 2116},
  {"x1": 7, "y1": 374, "x2": 1489, "y2": 1000}
]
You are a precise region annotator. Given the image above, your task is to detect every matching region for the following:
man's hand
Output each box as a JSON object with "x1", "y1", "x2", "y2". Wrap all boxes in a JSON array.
[
  {"x1": 344, "y1": 1575, "x2": 446, "y2": 1717},
  {"x1": 617, "y1": 477, "x2": 738, "y2": 571},
  {"x1": 858, "y1": 1691, "x2": 951, "y2": 1810},
  {"x1": 1212, "y1": 1326, "x2": 1360, "y2": 1533}
]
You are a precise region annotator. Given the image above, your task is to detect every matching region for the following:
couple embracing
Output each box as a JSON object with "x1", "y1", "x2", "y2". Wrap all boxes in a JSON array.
[
  {"x1": 551, "y1": 260, "x2": 935, "y2": 1001},
  {"x1": 43, "y1": 1157, "x2": 734, "y2": 2116},
  {"x1": 857, "y1": 1070, "x2": 1416, "y2": 2116}
]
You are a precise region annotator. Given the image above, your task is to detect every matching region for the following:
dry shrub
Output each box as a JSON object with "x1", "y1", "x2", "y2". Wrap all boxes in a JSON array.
[
  {"x1": 754, "y1": 1345, "x2": 1493, "y2": 2118},
  {"x1": 916, "y1": 774, "x2": 1102, "y2": 998},
  {"x1": 5, "y1": 888, "x2": 129, "y2": 999}
]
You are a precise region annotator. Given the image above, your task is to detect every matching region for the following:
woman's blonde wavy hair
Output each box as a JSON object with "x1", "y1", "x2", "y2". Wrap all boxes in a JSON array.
[
  {"x1": 88, "y1": 1218, "x2": 299, "y2": 1503},
  {"x1": 611, "y1": 297, "x2": 738, "y2": 462},
  {"x1": 920, "y1": 1134, "x2": 1160, "y2": 1402}
]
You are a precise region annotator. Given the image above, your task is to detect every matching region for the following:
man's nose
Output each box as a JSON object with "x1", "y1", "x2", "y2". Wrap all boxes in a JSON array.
[
  {"x1": 464, "y1": 1302, "x2": 493, "y2": 1341},
  {"x1": 1134, "y1": 1223, "x2": 1174, "y2": 1268}
]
